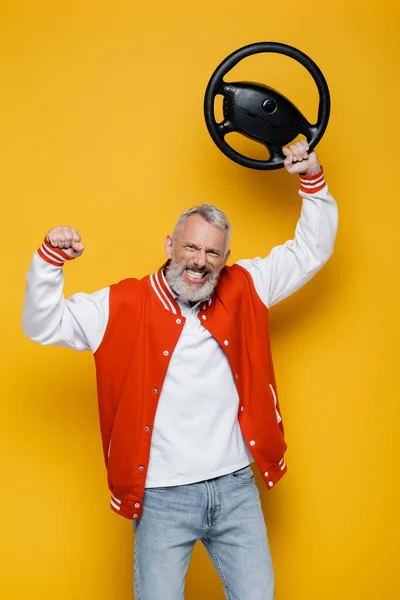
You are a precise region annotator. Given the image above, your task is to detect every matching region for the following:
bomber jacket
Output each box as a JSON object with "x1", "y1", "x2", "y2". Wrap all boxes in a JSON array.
[{"x1": 22, "y1": 170, "x2": 338, "y2": 520}]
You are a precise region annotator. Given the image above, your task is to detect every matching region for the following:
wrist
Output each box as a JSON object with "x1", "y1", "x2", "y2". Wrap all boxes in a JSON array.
[
  {"x1": 299, "y1": 167, "x2": 325, "y2": 193},
  {"x1": 304, "y1": 164, "x2": 321, "y2": 176},
  {"x1": 37, "y1": 237, "x2": 75, "y2": 267}
]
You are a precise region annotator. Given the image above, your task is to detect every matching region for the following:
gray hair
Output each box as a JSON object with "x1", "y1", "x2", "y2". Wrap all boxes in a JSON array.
[{"x1": 172, "y1": 204, "x2": 231, "y2": 255}]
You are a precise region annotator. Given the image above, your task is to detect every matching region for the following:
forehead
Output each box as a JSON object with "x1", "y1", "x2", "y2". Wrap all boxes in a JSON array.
[{"x1": 176, "y1": 214, "x2": 227, "y2": 249}]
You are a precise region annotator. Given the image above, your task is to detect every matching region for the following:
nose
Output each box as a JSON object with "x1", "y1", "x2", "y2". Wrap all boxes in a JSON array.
[{"x1": 193, "y1": 249, "x2": 207, "y2": 268}]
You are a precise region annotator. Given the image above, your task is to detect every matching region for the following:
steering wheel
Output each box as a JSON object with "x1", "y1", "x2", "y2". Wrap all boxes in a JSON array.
[{"x1": 204, "y1": 42, "x2": 330, "y2": 170}]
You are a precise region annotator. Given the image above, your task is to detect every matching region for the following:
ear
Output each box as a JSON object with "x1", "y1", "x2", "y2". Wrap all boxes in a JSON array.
[
  {"x1": 223, "y1": 248, "x2": 231, "y2": 266},
  {"x1": 164, "y1": 235, "x2": 173, "y2": 260}
]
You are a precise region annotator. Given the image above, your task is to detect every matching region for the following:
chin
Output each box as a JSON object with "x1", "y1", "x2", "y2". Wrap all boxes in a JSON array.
[
  {"x1": 178, "y1": 280, "x2": 214, "y2": 303},
  {"x1": 180, "y1": 287, "x2": 209, "y2": 303},
  {"x1": 165, "y1": 262, "x2": 220, "y2": 302}
]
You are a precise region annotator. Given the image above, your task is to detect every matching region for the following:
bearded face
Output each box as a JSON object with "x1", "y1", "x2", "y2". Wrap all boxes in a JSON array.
[
  {"x1": 165, "y1": 260, "x2": 220, "y2": 303},
  {"x1": 164, "y1": 214, "x2": 230, "y2": 303}
]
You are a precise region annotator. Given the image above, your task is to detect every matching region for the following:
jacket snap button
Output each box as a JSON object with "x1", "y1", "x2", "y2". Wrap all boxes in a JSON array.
[
  {"x1": 176, "y1": 318, "x2": 181, "y2": 324},
  {"x1": 250, "y1": 440, "x2": 255, "y2": 446},
  {"x1": 224, "y1": 340, "x2": 229, "y2": 346},
  {"x1": 153, "y1": 388, "x2": 158, "y2": 394},
  {"x1": 202, "y1": 315, "x2": 206, "y2": 320},
  {"x1": 139, "y1": 466, "x2": 144, "y2": 471},
  {"x1": 163, "y1": 350, "x2": 169, "y2": 356},
  {"x1": 268, "y1": 481, "x2": 273, "y2": 487},
  {"x1": 144, "y1": 426, "x2": 150, "y2": 432},
  {"x1": 133, "y1": 513, "x2": 138, "y2": 518},
  {"x1": 264, "y1": 471, "x2": 269, "y2": 477},
  {"x1": 134, "y1": 503, "x2": 140, "y2": 508}
]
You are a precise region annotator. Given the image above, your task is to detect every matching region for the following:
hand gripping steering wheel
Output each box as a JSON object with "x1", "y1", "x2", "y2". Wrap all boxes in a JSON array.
[{"x1": 204, "y1": 42, "x2": 330, "y2": 170}]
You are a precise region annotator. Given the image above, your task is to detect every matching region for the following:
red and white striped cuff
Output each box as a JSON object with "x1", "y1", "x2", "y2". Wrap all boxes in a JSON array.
[
  {"x1": 37, "y1": 237, "x2": 75, "y2": 267},
  {"x1": 299, "y1": 168, "x2": 326, "y2": 194}
]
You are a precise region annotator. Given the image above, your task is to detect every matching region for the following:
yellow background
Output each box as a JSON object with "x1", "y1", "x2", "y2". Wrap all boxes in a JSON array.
[{"x1": 1, "y1": 1, "x2": 399, "y2": 598}]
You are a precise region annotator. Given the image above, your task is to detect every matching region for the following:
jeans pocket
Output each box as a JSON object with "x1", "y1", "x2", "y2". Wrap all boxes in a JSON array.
[{"x1": 229, "y1": 465, "x2": 255, "y2": 485}]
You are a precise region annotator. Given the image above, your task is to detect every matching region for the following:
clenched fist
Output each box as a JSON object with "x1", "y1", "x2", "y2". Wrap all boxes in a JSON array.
[
  {"x1": 283, "y1": 140, "x2": 321, "y2": 176},
  {"x1": 47, "y1": 226, "x2": 85, "y2": 259}
]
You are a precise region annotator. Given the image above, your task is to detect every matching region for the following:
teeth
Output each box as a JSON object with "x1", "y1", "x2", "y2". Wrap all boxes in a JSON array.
[{"x1": 186, "y1": 269, "x2": 204, "y2": 279}]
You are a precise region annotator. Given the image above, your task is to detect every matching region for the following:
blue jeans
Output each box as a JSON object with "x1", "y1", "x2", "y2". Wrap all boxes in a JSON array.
[{"x1": 133, "y1": 466, "x2": 274, "y2": 599}]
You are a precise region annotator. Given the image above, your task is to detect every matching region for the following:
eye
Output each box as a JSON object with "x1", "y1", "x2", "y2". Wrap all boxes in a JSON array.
[
  {"x1": 207, "y1": 250, "x2": 219, "y2": 257},
  {"x1": 185, "y1": 244, "x2": 196, "y2": 251}
]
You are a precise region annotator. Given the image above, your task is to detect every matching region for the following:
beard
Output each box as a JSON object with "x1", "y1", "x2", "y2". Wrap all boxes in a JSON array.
[{"x1": 165, "y1": 260, "x2": 220, "y2": 303}]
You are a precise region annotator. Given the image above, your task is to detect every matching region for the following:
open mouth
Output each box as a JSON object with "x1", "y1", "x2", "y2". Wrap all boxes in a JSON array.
[{"x1": 184, "y1": 268, "x2": 210, "y2": 284}]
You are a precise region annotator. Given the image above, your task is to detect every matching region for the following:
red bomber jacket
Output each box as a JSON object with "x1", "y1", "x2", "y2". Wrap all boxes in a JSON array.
[
  {"x1": 95, "y1": 263, "x2": 286, "y2": 520},
  {"x1": 23, "y1": 171, "x2": 338, "y2": 520}
]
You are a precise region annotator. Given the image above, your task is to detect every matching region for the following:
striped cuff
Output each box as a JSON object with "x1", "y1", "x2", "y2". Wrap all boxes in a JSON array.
[
  {"x1": 37, "y1": 237, "x2": 75, "y2": 267},
  {"x1": 299, "y1": 168, "x2": 326, "y2": 194}
]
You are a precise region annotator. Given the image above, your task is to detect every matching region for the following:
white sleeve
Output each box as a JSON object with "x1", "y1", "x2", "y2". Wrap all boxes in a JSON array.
[
  {"x1": 22, "y1": 249, "x2": 109, "y2": 353},
  {"x1": 236, "y1": 170, "x2": 338, "y2": 308}
]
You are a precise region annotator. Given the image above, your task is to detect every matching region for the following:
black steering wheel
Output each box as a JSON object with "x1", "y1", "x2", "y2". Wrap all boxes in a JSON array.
[{"x1": 204, "y1": 42, "x2": 330, "y2": 170}]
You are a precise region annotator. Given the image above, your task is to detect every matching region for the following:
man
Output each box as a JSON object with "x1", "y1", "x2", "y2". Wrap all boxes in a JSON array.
[{"x1": 22, "y1": 140, "x2": 338, "y2": 599}]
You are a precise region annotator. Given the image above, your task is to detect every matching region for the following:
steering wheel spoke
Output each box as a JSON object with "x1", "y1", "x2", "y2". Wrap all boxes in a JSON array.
[
  {"x1": 217, "y1": 120, "x2": 235, "y2": 136},
  {"x1": 215, "y1": 80, "x2": 227, "y2": 95},
  {"x1": 305, "y1": 124, "x2": 319, "y2": 146},
  {"x1": 265, "y1": 143, "x2": 285, "y2": 165}
]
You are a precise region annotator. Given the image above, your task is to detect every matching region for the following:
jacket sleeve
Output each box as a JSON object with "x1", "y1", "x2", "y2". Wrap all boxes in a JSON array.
[
  {"x1": 236, "y1": 169, "x2": 338, "y2": 308},
  {"x1": 22, "y1": 239, "x2": 109, "y2": 352}
]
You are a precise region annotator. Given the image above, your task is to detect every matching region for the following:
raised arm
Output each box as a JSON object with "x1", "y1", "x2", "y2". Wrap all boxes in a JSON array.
[
  {"x1": 22, "y1": 226, "x2": 109, "y2": 352},
  {"x1": 237, "y1": 141, "x2": 338, "y2": 308}
]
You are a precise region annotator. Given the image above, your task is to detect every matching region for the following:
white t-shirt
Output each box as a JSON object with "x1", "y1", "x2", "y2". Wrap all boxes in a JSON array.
[{"x1": 145, "y1": 289, "x2": 253, "y2": 488}]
